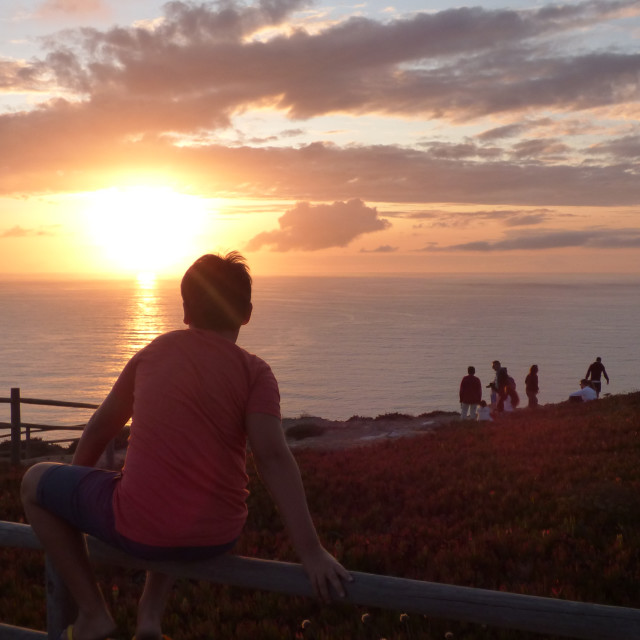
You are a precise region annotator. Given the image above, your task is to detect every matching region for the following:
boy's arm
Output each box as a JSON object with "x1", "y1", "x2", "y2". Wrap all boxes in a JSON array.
[
  {"x1": 246, "y1": 413, "x2": 352, "y2": 602},
  {"x1": 72, "y1": 358, "x2": 136, "y2": 467}
]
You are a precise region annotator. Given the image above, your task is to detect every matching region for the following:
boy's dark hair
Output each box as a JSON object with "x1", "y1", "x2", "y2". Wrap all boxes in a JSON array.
[
  {"x1": 181, "y1": 252, "x2": 252, "y2": 331},
  {"x1": 468, "y1": 366, "x2": 475, "y2": 375}
]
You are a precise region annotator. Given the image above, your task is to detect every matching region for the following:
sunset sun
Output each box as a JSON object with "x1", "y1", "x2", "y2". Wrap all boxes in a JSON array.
[{"x1": 84, "y1": 186, "x2": 209, "y2": 277}]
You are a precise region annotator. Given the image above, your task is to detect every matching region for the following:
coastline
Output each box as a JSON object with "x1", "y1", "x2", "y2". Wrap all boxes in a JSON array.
[
  {"x1": 11, "y1": 409, "x2": 460, "y2": 466},
  {"x1": 13, "y1": 393, "x2": 624, "y2": 465},
  {"x1": 283, "y1": 410, "x2": 459, "y2": 451}
]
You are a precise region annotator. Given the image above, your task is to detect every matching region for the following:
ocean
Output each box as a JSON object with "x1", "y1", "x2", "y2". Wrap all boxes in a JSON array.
[{"x1": 1, "y1": 274, "x2": 639, "y2": 439}]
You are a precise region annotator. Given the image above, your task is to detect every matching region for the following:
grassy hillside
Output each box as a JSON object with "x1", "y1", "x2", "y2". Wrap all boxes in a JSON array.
[{"x1": 2, "y1": 393, "x2": 640, "y2": 639}]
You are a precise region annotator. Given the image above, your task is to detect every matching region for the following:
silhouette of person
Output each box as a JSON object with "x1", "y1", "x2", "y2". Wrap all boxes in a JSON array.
[
  {"x1": 585, "y1": 357, "x2": 609, "y2": 397},
  {"x1": 459, "y1": 365, "x2": 482, "y2": 419},
  {"x1": 525, "y1": 364, "x2": 539, "y2": 409},
  {"x1": 491, "y1": 360, "x2": 510, "y2": 412}
]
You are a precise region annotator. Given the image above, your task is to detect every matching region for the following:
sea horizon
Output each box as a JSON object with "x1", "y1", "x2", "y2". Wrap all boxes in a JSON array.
[{"x1": 1, "y1": 273, "x2": 638, "y2": 437}]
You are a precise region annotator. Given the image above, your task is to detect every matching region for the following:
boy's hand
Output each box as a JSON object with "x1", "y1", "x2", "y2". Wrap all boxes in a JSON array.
[
  {"x1": 246, "y1": 413, "x2": 353, "y2": 602},
  {"x1": 300, "y1": 546, "x2": 353, "y2": 603}
]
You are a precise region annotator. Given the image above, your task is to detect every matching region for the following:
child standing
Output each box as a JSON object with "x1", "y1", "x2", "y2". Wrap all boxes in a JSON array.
[{"x1": 525, "y1": 364, "x2": 539, "y2": 409}]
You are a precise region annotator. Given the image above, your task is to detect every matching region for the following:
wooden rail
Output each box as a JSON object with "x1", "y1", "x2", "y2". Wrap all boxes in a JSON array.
[
  {"x1": 0, "y1": 388, "x2": 101, "y2": 466},
  {"x1": 2, "y1": 521, "x2": 640, "y2": 640}
]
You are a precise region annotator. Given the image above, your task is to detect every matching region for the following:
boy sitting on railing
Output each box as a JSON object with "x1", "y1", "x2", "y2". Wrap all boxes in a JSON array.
[{"x1": 21, "y1": 252, "x2": 351, "y2": 640}]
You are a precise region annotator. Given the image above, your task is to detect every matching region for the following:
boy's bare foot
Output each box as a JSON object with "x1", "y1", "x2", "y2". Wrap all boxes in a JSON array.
[{"x1": 61, "y1": 610, "x2": 117, "y2": 640}]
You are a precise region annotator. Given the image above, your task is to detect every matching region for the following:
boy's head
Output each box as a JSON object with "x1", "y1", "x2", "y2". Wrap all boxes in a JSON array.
[
  {"x1": 468, "y1": 366, "x2": 475, "y2": 375},
  {"x1": 181, "y1": 252, "x2": 252, "y2": 331}
]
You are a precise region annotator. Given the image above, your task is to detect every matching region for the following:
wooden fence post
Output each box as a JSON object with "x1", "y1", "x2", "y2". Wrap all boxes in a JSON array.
[
  {"x1": 45, "y1": 558, "x2": 76, "y2": 640},
  {"x1": 10, "y1": 388, "x2": 21, "y2": 466}
]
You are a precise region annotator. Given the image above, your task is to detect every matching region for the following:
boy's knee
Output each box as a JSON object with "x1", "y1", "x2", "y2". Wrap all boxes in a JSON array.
[{"x1": 21, "y1": 462, "x2": 58, "y2": 504}]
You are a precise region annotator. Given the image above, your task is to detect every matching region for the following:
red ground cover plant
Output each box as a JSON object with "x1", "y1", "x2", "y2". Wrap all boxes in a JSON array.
[{"x1": 2, "y1": 392, "x2": 640, "y2": 638}]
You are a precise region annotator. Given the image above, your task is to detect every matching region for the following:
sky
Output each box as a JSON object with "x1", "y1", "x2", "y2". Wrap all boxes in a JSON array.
[{"x1": 0, "y1": 0, "x2": 639, "y2": 278}]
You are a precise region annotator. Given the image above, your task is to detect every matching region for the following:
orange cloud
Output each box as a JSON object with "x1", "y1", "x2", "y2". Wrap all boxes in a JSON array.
[{"x1": 246, "y1": 199, "x2": 390, "y2": 251}]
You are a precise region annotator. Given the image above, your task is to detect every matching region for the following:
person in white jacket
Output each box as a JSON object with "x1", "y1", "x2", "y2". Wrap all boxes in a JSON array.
[{"x1": 569, "y1": 379, "x2": 598, "y2": 402}]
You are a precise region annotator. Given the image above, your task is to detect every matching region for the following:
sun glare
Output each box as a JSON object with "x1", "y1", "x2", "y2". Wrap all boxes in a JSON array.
[{"x1": 85, "y1": 186, "x2": 209, "y2": 277}]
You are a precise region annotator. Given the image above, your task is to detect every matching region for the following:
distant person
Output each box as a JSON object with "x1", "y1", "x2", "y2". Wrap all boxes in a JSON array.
[
  {"x1": 489, "y1": 360, "x2": 508, "y2": 410},
  {"x1": 569, "y1": 379, "x2": 598, "y2": 402},
  {"x1": 459, "y1": 366, "x2": 482, "y2": 419},
  {"x1": 492, "y1": 361, "x2": 518, "y2": 412},
  {"x1": 525, "y1": 364, "x2": 539, "y2": 409},
  {"x1": 585, "y1": 357, "x2": 609, "y2": 397},
  {"x1": 476, "y1": 400, "x2": 493, "y2": 422},
  {"x1": 502, "y1": 368, "x2": 520, "y2": 411},
  {"x1": 21, "y1": 252, "x2": 351, "y2": 640},
  {"x1": 503, "y1": 393, "x2": 515, "y2": 412}
]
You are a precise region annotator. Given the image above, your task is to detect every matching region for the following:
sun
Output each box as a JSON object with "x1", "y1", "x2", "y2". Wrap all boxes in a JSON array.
[{"x1": 84, "y1": 186, "x2": 209, "y2": 277}]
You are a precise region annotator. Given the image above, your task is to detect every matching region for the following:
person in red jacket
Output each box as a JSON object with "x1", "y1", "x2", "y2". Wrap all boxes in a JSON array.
[{"x1": 459, "y1": 366, "x2": 483, "y2": 419}]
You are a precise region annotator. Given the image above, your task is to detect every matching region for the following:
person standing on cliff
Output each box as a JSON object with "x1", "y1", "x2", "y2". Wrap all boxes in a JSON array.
[
  {"x1": 459, "y1": 366, "x2": 483, "y2": 419},
  {"x1": 525, "y1": 364, "x2": 539, "y2": 409},
  {"x1": 490, "y1": 360, "x2": 509, "y2": 411},
  {"x1": 585, "y1": 357, "x2": 609, "y2": 398}
]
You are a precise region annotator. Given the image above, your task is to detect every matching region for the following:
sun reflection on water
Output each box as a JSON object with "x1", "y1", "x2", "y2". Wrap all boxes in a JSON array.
[{"x1": 122, "y1": 275, "x2": 174, "y2": 359}]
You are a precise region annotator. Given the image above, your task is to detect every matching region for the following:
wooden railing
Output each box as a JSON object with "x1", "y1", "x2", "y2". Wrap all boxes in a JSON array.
[
  {"x1": 2, "y1": 521, "x2": 640, "y2": 640},
  {"x1": 0, "y1": 388, "x2": 110, "y2": 467}
]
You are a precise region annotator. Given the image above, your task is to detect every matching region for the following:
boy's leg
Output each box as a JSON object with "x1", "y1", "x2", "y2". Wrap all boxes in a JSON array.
[
  {"x1": 135, "y1": 571, "x2": 175, "y2": 639},
  {"x1": 21, "y1": 463, "x2": 116, "y2": 640}
]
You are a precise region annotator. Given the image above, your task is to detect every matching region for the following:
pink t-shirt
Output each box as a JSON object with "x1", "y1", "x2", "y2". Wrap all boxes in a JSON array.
[{"x1": 112, "y1": 328, "x2": 280, "y2": 547}]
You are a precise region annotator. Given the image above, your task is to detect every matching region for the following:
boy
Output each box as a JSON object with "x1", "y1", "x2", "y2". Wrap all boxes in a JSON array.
[{"x1": 21, "y1": 252, "x2": 351, "y2": 640}]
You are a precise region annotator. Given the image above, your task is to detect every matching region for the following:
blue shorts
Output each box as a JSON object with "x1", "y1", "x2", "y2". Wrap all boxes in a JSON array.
[{"x1": 36, "y1": 464, "x2": 236, "y2": 561}]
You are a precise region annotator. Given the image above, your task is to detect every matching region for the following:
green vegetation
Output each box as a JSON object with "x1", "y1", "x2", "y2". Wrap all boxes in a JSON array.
[{"x1": 2, "y1": 393, "x2": 640, "y2": 639}]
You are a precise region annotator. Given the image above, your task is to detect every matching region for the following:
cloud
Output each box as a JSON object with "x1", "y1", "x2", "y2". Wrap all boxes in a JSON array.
[
  {"x1": 588, "y1": 135, "x2": 640, "y2": 159},
  {"x1": 418, "y1": 141, "x2": 502, "y2": 160},
  {"x1": 1, "y1": 131, "x2": 639, "y2": 207},
  {"x1": 391, "y1": 208, "x2": 553, "y2": 227},
  {"x1": 478, "y1": 123, "x2": 529, "y2": 140},
  {"x1": 360, "y1": 245, "x2": 398, "y2": 253},
  {"x1": 420, "y1": 227, "x2": 640, "y2": 252},
  {"x1": 246, "y1": 199, "x2": 390, "y2": 251},
  {"x1": 8, "y1": 0, "x2": 640, "y2": 121},
  {"x1": 0, "y1": 0, "x2": 639, "y2": 212},
  {"x1": 1, "y1": 225, "x2": 56, "y2": 238},
  {"x1": 503, "y1": 213, "x2": 550, "y2": 227},
  {"x1": 35, "y1": 0, "x2": 109, "y2": 18},
  {"x1": 511, "y1": 138, "x2": 571, "y2": 160}
]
